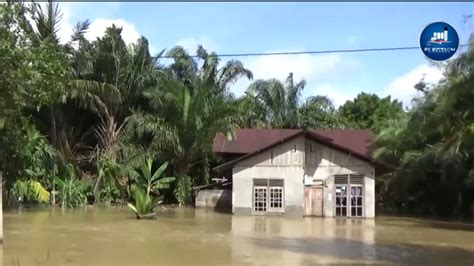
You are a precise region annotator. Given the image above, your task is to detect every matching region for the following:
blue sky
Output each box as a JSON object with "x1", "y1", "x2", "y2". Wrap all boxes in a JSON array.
[{"x1": 59, "y1": 2, "x2": 474, "y2": 107}]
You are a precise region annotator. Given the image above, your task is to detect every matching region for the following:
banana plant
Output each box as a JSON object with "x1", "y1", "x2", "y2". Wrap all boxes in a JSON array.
[{"x1": 127, "y1": 159, "x2": 174, "y2": 219}]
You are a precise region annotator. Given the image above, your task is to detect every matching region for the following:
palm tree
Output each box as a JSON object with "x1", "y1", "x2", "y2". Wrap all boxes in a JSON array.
[
  {"x1": 299, "y1": 96, "x2": 341, "y2": 129},
  {"x1": 66, "y1": 28, "x2": 162, "y2": 201},
  {"x1": 244, "y1": 73, "x2": 306, "y2": 128},
  {"x1": 125, "y1": 46, "x2": 251, "y2": 204},
  {"x1": 126, "y1": 73, "x2": 235, "y2": 204},
  {"x1": 166, "y1": 45, "x2": 252, "y2": 96},
  {"x1": 231, "y1": 93, "x2": 267, "y2": 128}
]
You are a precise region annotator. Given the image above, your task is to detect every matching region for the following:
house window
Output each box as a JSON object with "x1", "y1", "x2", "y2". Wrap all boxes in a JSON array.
[
  {"x1": 335, "y1": 185, "x2": 348, "y2": 217},
  {"x1": 253, "y1": 179, "x2": 284, "y2": 214},
  {"x1": 269, "y1": 187, "x2": 283, "y2": 209},
  {"x1": 349, "y1": 175, "x2": 363, "y2": 217},
  {"x1": 350, "y1": 186, "x2": 363, "y2": 217},
  {"x1": 334, "y1": 175, "x2": 364, "y2": 218},
  {"x1": 254, "y1": 187, "x2": 267, "y2": 213}
]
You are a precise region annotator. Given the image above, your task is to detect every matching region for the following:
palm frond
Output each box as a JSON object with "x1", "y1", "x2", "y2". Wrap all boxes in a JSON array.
[
  {"x1": 69, "y1": 19, "x2": 90, "y2": 44},
  {"x1": 68, "y1": 79, "x2": 122, "y2": 117},
  {"x1": 32, "y1": 0, "x2": 62, "y2": 42}
]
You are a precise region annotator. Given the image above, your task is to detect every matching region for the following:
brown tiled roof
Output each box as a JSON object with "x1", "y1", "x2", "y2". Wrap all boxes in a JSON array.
[
  {"x1": 309, "y1": 129, "x2": 374, "y2": 158},
  {"x1": 213, "y1": 128, "x2": 373, "y2": 157},
  {"x1": 213, "y1": 128, "x2": 302, "y2": 155}
]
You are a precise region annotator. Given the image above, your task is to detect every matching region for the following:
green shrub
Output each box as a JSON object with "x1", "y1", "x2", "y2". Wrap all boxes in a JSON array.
[
  {"x1": 54, "y1": 164, "x2": 90, "y2": 208},
  {"x1": 174, "y1": 175, "x2": 192, "y2": 206},
  {"x1": 11, "y1": 179, "x2": 50, "y2": 204},
  {"x1": 55, "y1": 177, "x2": 89, "y2": 208}
]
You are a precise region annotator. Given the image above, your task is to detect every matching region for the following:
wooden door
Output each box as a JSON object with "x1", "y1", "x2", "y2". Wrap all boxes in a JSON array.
[{"x1": 304, "y1": 187, "x2": 323, "y2": 216}]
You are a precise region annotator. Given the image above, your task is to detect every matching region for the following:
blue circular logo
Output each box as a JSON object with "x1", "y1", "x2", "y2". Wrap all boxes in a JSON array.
[{"x1": 420, "y1": 22, "x2": 459, "y2": 61}]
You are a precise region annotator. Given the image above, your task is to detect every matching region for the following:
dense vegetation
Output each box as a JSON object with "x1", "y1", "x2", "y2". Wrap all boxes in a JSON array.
[{"x1": 0, "y1": 2, "x2": 473, "y2": 217}]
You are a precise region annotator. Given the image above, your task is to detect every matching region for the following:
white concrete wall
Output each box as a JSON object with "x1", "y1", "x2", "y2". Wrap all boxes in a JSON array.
[
  {"x1": 195, "y1": 189, "x2": 232, "y2": 213},
  {"x1": 304, "y1": 140, "x2": 375, "y2": 218},
  {"x1": 232, "y1": 136, "x2": 305, "y2": 214}
]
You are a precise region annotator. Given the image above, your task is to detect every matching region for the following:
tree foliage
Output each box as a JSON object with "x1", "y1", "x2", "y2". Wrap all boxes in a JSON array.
[
  {"x1": 1, "y1": 2, "x2": 473, "y2": 217},
  {"x1": 374, "y1": 35, "x2": 474, "y2": 217},
  {"x1": 339, "y1": 92, "x2": 404, "y2": 133}
]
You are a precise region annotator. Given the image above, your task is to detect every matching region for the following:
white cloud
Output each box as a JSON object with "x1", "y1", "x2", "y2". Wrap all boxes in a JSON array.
[
  {"x1": 313, "y1": 84, "x2": 360, "y2": 107},
  {"x1": 57, "y1": 3, "x2": 74, "y2": 44},
  {"x1": 85, "y1": 18, "x2": 141, "y2": 45},
  {"x1": 232, "y1": 51, "x2": 360, "y2": 98},
  {"x1": 56, "y1": 3, "x2": 140, "y2": 45},
  {"x1": 383, "y1": 64, "x2": 444, "y2": 108},
  {"x1": 176, "y1": 37, "x2": 219, "y2": 53},
  {"x1": 149, "y1": 45, "x2": 160, "y2": 55}
]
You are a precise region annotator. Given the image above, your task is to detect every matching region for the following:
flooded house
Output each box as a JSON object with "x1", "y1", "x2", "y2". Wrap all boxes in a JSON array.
[{"x1": 197, "y1": 129, "x2": 385, "y2": 218}]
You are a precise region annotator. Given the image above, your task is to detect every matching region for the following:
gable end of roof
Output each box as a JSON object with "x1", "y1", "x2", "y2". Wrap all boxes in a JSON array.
[{"x1": 213, "y1": 130, "x2": 376, "y2": 173}]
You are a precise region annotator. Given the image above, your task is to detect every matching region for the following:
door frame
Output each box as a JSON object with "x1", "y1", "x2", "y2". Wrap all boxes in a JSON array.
[
  {"x1": 334, "y1": 184, "x2": 349, "y2": 217},
  {"x1": 333, "y1": 175, "x2": 365, "y2": 218},
  {"x1": 349, "y1": 184, "x2": 364, "y2": 218},
  {"x1": 303, "y1": 185, "x2": 324, "y2": 217}
]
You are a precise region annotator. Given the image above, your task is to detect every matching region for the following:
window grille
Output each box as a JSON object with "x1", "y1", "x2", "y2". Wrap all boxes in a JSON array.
[
  {"x1": 334, "y1": 174, "x2": 364, "y2": 217},
  {"x1": 253, "y1": 187, "x2": 267, "y2": 213},
  {"x1": 269, "y1": 187, "x2": 283, "y2": 209},
  {"x1": 253, "y1": 178, "x2": 284, "y2": 213}
]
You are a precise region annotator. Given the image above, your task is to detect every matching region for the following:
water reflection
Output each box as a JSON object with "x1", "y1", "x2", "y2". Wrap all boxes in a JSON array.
[
  {"x1": 2, "y1": 208, "x2": 474, "y2": 265},
  {"x1": 230, "y1": 216, "x2": 378, "y2": 264}
]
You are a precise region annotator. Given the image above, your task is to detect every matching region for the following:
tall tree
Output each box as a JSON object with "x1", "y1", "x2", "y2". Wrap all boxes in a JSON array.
[
  {"x1": 0, "y1": 2, "x2": 68, "y2": 196},
  {"x1": 374, "y1": 35, "x2": 474, "y2": 216},
  {"x1": 299, "y1": 96, "x2": 342, "y2": 129},
  {"x1": 241, "y1": 73, "x2": 306, "y2": 128},
  {"x1": 338, "y1": 92, "x2": 404, "y2": 133},
  {"x1": 125, "y1": 46, "x2": 251, "y2": 204}
]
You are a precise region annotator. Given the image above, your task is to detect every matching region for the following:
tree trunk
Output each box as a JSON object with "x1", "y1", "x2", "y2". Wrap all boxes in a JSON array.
[
  {"x1": 175, "y1": 161, "x2": 191, "y2": 207},
  {"x1": 175, "y1": 161, "x2": 190, "y2": 177},
  {"x1": 50, "y1": 107, "x2": 57, "y2": 206}
]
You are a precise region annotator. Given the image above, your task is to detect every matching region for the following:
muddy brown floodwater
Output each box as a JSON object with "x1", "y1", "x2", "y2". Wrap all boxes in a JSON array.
[{"x1": 1, "y1": 207, "x2": 474, "y2": 265}]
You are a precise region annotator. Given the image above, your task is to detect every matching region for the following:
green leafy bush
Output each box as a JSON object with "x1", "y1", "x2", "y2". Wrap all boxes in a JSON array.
[
  {"x1": 174, "y1": 175, "x2": 193, "y2": 206},
  {"x1": 11, "y1": 180, "x2": 50, "y2": 204},
  {"x1": 54, "y1": 164, "x2": 90, "y2": 208}
]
